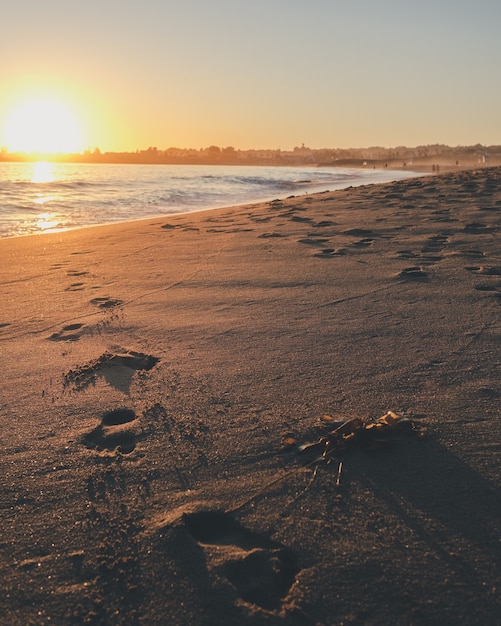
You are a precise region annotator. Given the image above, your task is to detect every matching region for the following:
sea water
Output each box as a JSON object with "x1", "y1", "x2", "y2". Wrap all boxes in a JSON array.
[{"x1": 0, "y1": 162, "x2": 418, "y2": 238}]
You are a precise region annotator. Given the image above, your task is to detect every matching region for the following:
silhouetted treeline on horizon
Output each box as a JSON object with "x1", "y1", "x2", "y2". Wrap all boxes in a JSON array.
[{"x1": 2, "y1": 143, "x2": 501, "y2": 170}]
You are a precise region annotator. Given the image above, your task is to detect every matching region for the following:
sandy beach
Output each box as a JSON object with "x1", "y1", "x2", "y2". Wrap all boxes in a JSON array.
[{"x1": 1, "y1": 167, "x2": 500, "y2": 625}]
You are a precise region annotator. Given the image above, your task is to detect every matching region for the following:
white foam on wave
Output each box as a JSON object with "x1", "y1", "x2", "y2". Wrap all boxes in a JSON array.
[{"x1": 0, "y1": 162, "x2": 419, "y2": 238}]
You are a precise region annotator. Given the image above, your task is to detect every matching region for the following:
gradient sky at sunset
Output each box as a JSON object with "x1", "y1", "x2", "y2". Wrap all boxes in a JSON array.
[{"x1": 2, "y1": 0, "x2": 500, "y2": 152}]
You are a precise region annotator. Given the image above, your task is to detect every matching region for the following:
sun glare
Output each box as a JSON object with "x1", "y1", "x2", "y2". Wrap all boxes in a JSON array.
[
  {"x1": 4, "y1": 96, "x2": 83, "y2": 154},
  {"x1": 31, "y1": 161, "x2": 54, "y2": 183}
]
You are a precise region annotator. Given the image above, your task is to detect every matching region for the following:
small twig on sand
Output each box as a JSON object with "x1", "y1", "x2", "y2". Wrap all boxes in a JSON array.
[
  {"x1": 335, "y1": 461, "x2": 343, "y2": 488},
  {"x1": 298, "y1": 462, "x2": 320, "y2": 497},
  {"x1": 227, "y1": 456, "x2": 324, "y2": 515}
]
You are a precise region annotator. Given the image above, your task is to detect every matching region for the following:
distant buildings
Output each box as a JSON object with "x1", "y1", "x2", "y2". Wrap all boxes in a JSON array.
[{"x1": 2, "y1": 143, "x2": 501, "y2": 169}]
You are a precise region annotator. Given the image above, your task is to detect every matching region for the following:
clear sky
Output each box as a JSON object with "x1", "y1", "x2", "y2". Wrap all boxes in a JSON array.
[{"x1": 1, "y1": 0, "x2": 500, "y2": 152}]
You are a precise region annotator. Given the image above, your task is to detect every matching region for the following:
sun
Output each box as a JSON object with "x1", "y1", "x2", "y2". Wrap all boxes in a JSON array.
[{"x1": 4, "y1": 96, "x2": 84, "y2": 154}]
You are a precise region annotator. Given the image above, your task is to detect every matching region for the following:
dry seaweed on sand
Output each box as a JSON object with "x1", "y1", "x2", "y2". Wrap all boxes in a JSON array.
[
  {"x1": 230, "y1": 412, "x2": 426, "y2": 513},
  {"x1": 290, "y1": 410, "x2": 427, "y2": 463}
]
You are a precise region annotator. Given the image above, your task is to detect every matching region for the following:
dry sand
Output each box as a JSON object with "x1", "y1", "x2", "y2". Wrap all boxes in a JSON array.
[{"x1": 1, "y1": 167, "x2": 500, "y2": 625}]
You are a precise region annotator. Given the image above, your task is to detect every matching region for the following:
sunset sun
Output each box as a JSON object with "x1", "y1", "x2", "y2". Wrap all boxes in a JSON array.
[{"x1": 4, "y1": 96, "x2": 84, "y2": 154}]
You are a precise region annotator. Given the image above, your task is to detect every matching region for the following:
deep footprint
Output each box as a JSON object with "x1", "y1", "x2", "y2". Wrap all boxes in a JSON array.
[
  {"x1": 398, "y1": 266, "x2": 429, "y2": 280},
  {"x1": 184, "y1": 511, "x2": 277, "y2": 549},
  {"x1": 48, "y1": 323, "x2": 85, "y2": 342},
  {"x1": 223, "y1": 548, "x2": 299, "y2": 610},
  {"x1": 258, "y1": 232, "x2": 285, "y2": 239},
  {"x1": 90, "y1": 296, "x2": 124, "y2": 308},
  {"x1": 184, "y1": 511, "x2": 300, "y2": 610},
  {"x1": 66, "y1": 283, "x2": 85, "y2": 291},
  {"x1": 313, "y1": 248, "x2": 347, "y2": 258},
  {"x1": 64, "y1": 350, "x2": 160, "y2": 391},
  {"x1": 466, "y1": 266, "x2": 501, "y2": 276},
  {"x1": 82, "y1": 408, "x2": 140, "y2": 454},
  {"x1": 67, "y1": 270, "x2": 89, "y2": 277}
]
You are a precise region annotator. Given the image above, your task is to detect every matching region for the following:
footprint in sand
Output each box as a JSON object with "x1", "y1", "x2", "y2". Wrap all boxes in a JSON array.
[
  {"x1": 162, "y1": 221, "x2": 200, "y2": 232},
  {"x1": 455, "y1": 249, "x2": 485, "y2": 259},
  {"x1": 313, "y1": 248, "x2": 348, "y2": 258},
  {"x1": 48, "y1": 323, "x2": 86, "y2": 342},
  {"x1": 65, "y1": 282, "x2": 86, "y2": 292},
  {"x1": 421, "y1": 234, "x2": 449, "y2": 253},
  {"x1": 395, "y1": 250, "x2": 420, "y2": 260},
  {"x1": 351, "y1": 238, "x2": 375, "y2": 248},
  {"x1": 64, "y1": 350, "x2": 160, "y2": 393},
  {"x1": 298, "y1": 237, "x2": 330, "y2": 246},
  {"x1": 463, "y1": 222, "x2": 495, "y2": 234},
  {"x1": 465, "y1": 266, "x2": 501, "y2": 276},
  {"x1": 82, "y1": 408, "x2": 141, "y2": 455},
  {"x1": 430, "y1": 209, "x2": 457, "y2": 223},
  {"x1": 67, "y1": 270, "x2": 89, "y2": 277},
  {"x1": 341, "y1": 228, "x2": 376, "y2": 238},
  {"x1": 258, "y1": 232, "x2": 285, "y2": 239},
  {"x1": 418, "y1": 234, "x2": 450, "y2": 265},
  {"x1": 473, "y1": 282, "x2": 501, "y2": 302},
  {"x1": 250, "y1": 216, "x2": 272, "y2": 223},
  {"x1": 90, "y1": 296, "x2": 124, "y2": 309},
  {"x1": 184, "y1": 511, "x2": 300, "y2": 611},
  {"x1": 311, "y1": 220, "x2": 336, "y2": 228},
  {"x1": 397, "y1": 267, "x2": 429, "y2": 280},
  {"x1": 477, "y1": 387, "x2": 501, "y2": 399},
  {"x1": 474, "y1": 284, "x2": 499, "y2": 292}
]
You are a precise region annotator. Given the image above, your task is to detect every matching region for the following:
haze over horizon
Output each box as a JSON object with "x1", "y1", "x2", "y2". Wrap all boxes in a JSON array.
[{"x1": 2, "y1": 1, "x2": 500, "y2": 154}]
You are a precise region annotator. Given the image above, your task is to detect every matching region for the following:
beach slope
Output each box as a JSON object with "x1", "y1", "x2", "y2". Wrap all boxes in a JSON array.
[{"x1": 1, "y1": 168, "x2": 500, "y2": 625}]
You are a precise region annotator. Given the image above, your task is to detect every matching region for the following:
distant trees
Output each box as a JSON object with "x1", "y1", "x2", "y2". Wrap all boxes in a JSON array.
[
  {"x1": 2, "y1": 143, "x2": 501, "y2": 167},
  {"x1": 207, "y1": 145, "x2": 221, "y2": 160}
]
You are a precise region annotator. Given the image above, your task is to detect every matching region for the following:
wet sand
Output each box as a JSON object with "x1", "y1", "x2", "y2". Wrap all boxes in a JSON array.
[{"x1": 1, "y1": 167, "x2": 500, "y2": 625}]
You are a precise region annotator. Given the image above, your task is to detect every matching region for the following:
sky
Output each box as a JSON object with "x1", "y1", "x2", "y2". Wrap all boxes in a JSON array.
[{"x1": 1, "y1": 0, "x2": 501, "y2": 152}]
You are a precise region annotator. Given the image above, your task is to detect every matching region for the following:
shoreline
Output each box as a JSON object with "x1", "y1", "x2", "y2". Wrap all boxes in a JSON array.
[
  {"x1": 1, "y1": 167, "x2": 500, "y2": 625},
  {"x1": 0, "y1": 165, "x2": 424, "y2": 241}
]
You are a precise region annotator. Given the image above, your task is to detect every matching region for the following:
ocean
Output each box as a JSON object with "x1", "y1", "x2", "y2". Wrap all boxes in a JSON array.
[{"x1": 0, "y1": 161, "x2": 419, "y2": 238}]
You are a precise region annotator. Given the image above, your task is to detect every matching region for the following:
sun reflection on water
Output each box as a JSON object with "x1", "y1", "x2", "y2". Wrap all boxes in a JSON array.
[
  {"x1": 30, "y1": 161, "x2": 56, "y2": 208},
  {"x1": 34, "y1": 194, "x2": 54, "y2": 205},
  {"x1": 36, "y1": 213, "x2": 60, "y2": 232},
  {"x1": 31, "y1": 161, "x2": 54, "y2": 183}
]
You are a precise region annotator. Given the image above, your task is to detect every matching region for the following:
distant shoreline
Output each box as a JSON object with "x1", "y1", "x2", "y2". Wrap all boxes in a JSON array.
[{"x1": 1, "y1": 143, "x2": 500, "y2": 172}]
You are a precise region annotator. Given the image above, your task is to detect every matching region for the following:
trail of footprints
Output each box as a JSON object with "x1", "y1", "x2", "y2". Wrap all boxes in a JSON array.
[
  {"x1": 48, "y1": 296, "x2": 123, "y2": 341},
  {"x1": 47, "y1": 181, "x2": 499, "y2": 345},
  {"x1": 81, "y1": 431, "x2": 299, "y2": 612},
  {"x1": 252, "y1": 199, "x2": 456, "y2": 283},
  {"x1": 46, "y1": 259, "x2": 124, "y2": 340},
  {"x1": 238, "y1": 190, "x2": 499, "y2": 301},
  {"x1": 80, "y1": 405, "x2": 301, "y2": 612}
]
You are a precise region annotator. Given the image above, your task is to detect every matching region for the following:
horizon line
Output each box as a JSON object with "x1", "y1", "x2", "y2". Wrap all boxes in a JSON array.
[{"x1": 1, "y1": 141, "x2": 499, "y2": 160}]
